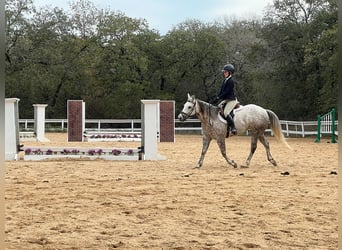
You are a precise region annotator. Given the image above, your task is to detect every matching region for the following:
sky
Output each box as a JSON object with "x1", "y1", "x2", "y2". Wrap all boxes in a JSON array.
[{"x1": 33, "y1": 0, "x2": 274, "y2": 35}]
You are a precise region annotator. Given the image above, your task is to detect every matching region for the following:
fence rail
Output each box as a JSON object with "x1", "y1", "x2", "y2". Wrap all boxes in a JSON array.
[{"x1": 18, "y1": 118, "x2": 338, "y2": 138}]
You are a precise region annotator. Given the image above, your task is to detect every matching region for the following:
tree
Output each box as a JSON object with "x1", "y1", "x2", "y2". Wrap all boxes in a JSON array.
[
  {"x1": 88, "y1": 9, "x2": 158, "y2": 118},
  {"x1": 6, "y1": 0, "x2": 36, "y2": 117},
  {"x1": 303, "y1": 0, "x2": 337, "y2": 113},
  {"x1": 162, "y1": 20, "x2": 226, "y2": 112},
  {"x1": 254, "y1": 0, "x2": 337, "y2": 119},
  {"x1": 218, "y1": 18, "x2": 264, "y2": 105},
  {"x1": 5, "y1": 0, "x2": 337, "y2": 121}
]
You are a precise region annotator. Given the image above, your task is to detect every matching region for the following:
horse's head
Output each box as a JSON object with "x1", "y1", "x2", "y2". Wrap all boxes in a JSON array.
[{"x1": 178, "y1": 93, "x2": 197, "y2": 121}]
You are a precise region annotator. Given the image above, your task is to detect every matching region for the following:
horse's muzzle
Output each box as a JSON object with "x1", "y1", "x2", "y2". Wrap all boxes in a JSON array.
[{"x1": 178, "y1": 113, "x2": 186, "y2": 121}]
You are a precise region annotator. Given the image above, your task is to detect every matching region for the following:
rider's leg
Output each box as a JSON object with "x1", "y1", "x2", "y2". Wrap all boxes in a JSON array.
[
  {"x1": 226, "y1": 113, "x2": 237, "y2": 136},
  {"x1": 224, "y1": 101, "x2": 237, "y2": 137}
]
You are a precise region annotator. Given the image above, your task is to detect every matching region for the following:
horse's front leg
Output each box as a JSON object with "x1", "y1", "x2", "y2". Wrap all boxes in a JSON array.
[
  {"x1": 195, "y1": 136, "x2": 211, "y2": 168},
  {"x1": 217, "y1": 138, "x2": 238, "y2": 168}
]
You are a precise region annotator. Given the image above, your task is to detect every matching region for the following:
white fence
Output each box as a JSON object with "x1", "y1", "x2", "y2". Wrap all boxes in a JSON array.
[{"x1": 18, "y1": 118, "x2": 338, "y2": 138}]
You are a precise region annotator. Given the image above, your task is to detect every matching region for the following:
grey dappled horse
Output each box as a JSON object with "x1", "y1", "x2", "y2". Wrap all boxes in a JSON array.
[{"x1": 178, "y1": 93, "x2": 290, "y2": 168}]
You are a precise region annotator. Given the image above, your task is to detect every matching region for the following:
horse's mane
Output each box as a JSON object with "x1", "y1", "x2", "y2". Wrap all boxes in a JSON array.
[
  {"x1": 196, "y1": 98, "x2": 220, "y2": 117},
  {"x1": 197, "y1": 99, "x2": 219, "y2": 109}
]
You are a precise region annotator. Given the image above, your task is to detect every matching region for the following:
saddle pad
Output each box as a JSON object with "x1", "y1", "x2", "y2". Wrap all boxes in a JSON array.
[{"x1": 233, "y1": 105, "x2": 243, "y2": 115}]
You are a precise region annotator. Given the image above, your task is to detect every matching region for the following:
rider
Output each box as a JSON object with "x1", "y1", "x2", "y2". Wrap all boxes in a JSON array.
[{"x1": 211, "y1": 63, "x2": 239, "y2": 137}]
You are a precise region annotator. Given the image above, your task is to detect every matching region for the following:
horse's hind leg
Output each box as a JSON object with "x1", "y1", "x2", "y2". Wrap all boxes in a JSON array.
[
  {"x1": 196, "y1": 136, "x2": 211, "y2": 168},
  {"x1": 242, "y1": 133, "x2": 258, "y2": 168},
  {"x1": 217, "y1": 138, "x2": 237, "y2": 168},
  {"x1": 259, "y1": 134, "x2": 277, "y2": 166}
]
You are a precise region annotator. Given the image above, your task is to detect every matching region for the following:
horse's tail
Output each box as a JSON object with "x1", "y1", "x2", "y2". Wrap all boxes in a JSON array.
[{"x1": 266, "y1": 110, "x2": 292, "y2": 149}]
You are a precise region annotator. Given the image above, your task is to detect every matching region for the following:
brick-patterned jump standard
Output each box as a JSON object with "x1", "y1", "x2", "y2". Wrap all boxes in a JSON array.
[
  {"x1": 67, "y1": 100, "x2": 85, "y2": 142},
  {"x1": 159, "y1": 101, "x2": 175, "y2": 142}
]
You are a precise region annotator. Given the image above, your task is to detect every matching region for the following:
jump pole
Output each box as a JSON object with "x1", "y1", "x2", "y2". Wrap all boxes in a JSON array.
[
  {"x1": 23, "y1": 100, "x2": 165, "y2": 161},
  {"x1": 5, "y1": 98, "x2": 20, "y2": 160}
]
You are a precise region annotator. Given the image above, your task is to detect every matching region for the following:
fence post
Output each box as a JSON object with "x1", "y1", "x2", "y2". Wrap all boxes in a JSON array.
[
  {"x1": 331, "y1": 108, "x2": 337, "y2": 143},
  {"x1": 315, "y1": 115, "x2": 321, "y2": 143}
]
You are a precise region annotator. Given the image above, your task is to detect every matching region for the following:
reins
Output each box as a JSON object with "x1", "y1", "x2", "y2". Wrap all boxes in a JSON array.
[
  {"x1": 181, "y1": 98, "x2": 214, "y2": 127},
  {"x1": 208, "y1": 103, "x2": 212, "y2": 126}
]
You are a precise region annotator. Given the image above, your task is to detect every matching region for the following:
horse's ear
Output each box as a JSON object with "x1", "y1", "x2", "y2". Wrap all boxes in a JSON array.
[{"x1": 187, "y1": 93, "x2": 195, "y2": 102}]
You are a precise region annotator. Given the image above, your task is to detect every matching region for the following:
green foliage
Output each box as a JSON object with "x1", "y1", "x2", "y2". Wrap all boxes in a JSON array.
[
  {"x1": 5, "y1": 0, "x2": 337, "y2": 120},
  {"x1": 249, "y1": 0, "x2": 338, "y2": 119},
  {"x1": 162, "y1": 20, "x2": 226, "y2": 112}
]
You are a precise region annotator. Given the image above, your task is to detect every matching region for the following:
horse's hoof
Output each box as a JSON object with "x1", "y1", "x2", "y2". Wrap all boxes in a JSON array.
[
  {"x1": 230, "y1": 162, "x2": 238, "y2": 168},
  {"x1": 241, "y1": 160, "x2": 250, "y2": 168},
  {"x1": 270, "y1": 160, "x2": 277, "y2": 166}
]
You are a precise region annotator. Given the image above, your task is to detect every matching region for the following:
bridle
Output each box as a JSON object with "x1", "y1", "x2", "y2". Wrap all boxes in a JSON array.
[{"x1": 180, "y1": 99, "x2": 197, "y2": 120}]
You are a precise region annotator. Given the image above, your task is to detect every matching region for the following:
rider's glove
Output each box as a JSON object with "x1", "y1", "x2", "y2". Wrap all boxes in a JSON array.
[{"x1": 209, "y1": 96, "x2": 219, "y2": 104}]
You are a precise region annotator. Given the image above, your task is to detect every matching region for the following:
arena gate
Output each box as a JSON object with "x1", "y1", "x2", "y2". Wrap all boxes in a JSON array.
[{"x1": 315, "y1": 108, "x2": 337, "y2": 143}]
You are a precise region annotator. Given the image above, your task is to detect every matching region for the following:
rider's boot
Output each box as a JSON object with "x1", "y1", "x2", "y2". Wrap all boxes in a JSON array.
[{"x1": 226, "y1": 114, "x2": 237, "y2": 137}]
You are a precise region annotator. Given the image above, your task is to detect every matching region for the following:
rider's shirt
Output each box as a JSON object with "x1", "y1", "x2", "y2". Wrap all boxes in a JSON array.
[{"x1": 217, "y1": 75, "x2": 235, "y2": 101}]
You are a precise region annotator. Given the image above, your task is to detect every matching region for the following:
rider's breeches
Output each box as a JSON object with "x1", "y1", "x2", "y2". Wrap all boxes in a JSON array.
[{"x1": 218, "y1": 99, "x2": 239, "y2": 117}]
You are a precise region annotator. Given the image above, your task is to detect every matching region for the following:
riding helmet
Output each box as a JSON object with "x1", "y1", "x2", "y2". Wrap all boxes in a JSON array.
[{"x1": 222, "y1": 64, "x2": 235, "y2": 73}]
